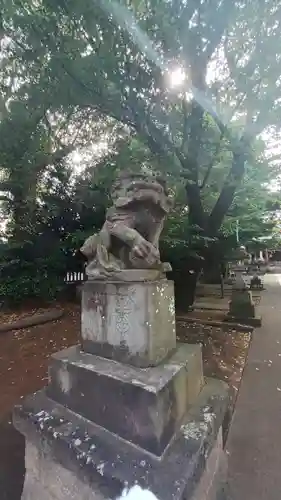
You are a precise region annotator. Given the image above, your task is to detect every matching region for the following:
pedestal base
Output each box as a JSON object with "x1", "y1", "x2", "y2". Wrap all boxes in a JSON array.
[
  {"x1": 228, "y1": 290, "x2": 255, "y2": 317},
  {"x1": 14, "y1": 378, "x2": 229, "y2": 500},
  {"x1": 81, "y1": 279, "x2": 176, "y2": 367},
  {"x1": 47, "y1": 344, "x2": 203, "y2": 456},
  {"x1": 227, "y1": 289, "x2": 261, "y2": 326}
]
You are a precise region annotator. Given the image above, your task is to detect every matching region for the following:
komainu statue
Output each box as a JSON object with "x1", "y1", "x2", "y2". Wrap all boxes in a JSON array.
[{"x1": 80, "y1": 171, "x2": 173, "y2": 280}]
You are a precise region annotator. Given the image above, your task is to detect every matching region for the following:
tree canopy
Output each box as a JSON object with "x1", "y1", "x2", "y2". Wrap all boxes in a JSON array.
[{"x1": 1, "y1": 0, "x2": 281, "y2": 303}]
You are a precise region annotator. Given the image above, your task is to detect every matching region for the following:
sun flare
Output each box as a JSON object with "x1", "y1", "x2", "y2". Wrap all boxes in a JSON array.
[{"x1": 168, "y1": 67, "x2": 186, "y2": 88}]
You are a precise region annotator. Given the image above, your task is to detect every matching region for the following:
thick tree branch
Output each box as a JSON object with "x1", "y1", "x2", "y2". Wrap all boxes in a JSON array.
[
  {"x1": 200, "y1": 131, "x2": 224, "y2": 190},
  {"x1": 185, "y1": 182, "x2": 206, "y2": 230},
  {"x1": 184, "y1": 100, "x2": 205, "y2": 183},
  {"x1": 208, "y1": 138, "x2": 248, "y2": 233}
]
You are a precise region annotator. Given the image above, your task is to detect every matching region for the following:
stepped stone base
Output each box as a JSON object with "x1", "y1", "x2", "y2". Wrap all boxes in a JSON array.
[
  {"x1": 47, "y1": 344, "x2": 203, "y2": 456},
  {"x1": 14, "y1": 378, "x2": 229, "y2": 500},
  {"x1": 14, "y1": 279, "x2": 230, "y2": 500}
]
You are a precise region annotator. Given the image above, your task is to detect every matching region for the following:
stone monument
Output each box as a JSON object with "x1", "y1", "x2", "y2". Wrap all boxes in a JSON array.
[
  {"x1": 13, "y1": 172, "x2": 230, "y2": 500},
  {"x1": 250, "y1": 274, "x2": 264, "y2": 291},
  {"x1": 226, "y1": 274, "x2": 262, "y2": 326}
]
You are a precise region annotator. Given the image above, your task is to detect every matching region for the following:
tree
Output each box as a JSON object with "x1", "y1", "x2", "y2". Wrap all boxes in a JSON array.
[
  {"x1": 0, "y1": 153, "x2": 112, "y2": 303},
  {"x1": 0, "y1": 124, "x2": 278, "y2": 305},
  {"x1": 0, "y1": 94, "x2": 122, "y2": 240},
  {"x1": 2, "y1": 0, "x2": 281, "y2": 304}
]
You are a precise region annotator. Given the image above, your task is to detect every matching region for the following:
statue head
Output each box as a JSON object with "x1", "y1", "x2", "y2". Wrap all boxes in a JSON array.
[{"x1": 111, "y1": 171, "x2": 173, "y2": 213}]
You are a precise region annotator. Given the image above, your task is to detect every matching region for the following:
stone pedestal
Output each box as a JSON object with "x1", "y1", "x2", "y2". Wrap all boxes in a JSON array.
[
  {"x1": 250, "y1": 275, "x2": 264, "y2": 291},
  {"x1": 226, "y1": 289, "x2": 262, "y2": 327},
  {"x1": 14, "y1": 278, "x2": 230, "y2": 500},
  {"x1": 81, "y1": 279, "x2": 176, "y2": 367}
]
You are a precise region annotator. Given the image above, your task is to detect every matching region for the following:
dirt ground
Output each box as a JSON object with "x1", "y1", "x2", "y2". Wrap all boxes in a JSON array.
[
  {"x1": 0, "y1": 303, "x2": 81, "y2": 500},
  {"x1": 0, "y1": 302, "x2": 251, "y2": 499},
  {"x1": 183, "y1": 308, "x2": 228, "y2": 322},
  {"x1": 177, "y1": 320, "x2": 251, "y2": 401}
]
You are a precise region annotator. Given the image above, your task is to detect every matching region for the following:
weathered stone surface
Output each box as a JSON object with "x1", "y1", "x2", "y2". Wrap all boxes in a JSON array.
[
  {"x1": 80, "y1": 172, "x2": 173, "y2": 280},
  {"x1": 232, "y1": 274, "x2": 247, "y2": 291},
  {"x1": 81, "y1": 279, "x2": 176, "y2": 367},
  {"x1": 190, "y1": 428, "x2": 226, "y2": 500},
  {"x1": 47, "y1": 343, "x2": 203, "y2": 456},
  {"x1": 21, "y1": 431, "x2": 226, "y2": 500},
  {"x1": 14, "y1": 377, "x2": 230, "y2": 500},
  {"x1": 228, "y1": 289, "x2": 255, "y2": 318},
  {"x1": 22, "y1": 442, "x2": 108, "y2": 500},
  {"x1": 226, "y1": 288, "x2": 262, "y2": 326}
]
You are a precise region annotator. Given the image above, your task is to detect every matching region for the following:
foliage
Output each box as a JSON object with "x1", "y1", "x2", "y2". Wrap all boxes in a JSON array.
[
  {"x1": 0, "y1": 158, "x2": 110, "y2": 302},
  {"x1": 1, "y1": 0, "x2": 281, "y2": 303},
  {"x1": 2, "y1": 0, "x2": 281, "y2": 218},
  {"x1": 0, "y1": 131, "x2": 279, "y2": 303}
]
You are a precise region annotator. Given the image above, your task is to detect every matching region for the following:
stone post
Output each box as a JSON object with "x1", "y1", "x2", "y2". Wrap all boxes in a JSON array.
[{"x1": 226, "y1": 274, "x2": 262, "y2": 326}]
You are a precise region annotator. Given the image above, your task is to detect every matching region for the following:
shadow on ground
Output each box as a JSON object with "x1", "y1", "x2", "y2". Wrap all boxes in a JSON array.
[{"x1": 0, "y1": 415, "x2": 25, "y2": 500}]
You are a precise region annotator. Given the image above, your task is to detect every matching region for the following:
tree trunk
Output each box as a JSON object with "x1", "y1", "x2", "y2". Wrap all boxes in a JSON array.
[
  {"x1": 173, "y1": 259, "x2": 202, "y2": 312},
  {"x1": 209, "y1": 149, "x2": 246, "y2": 233}
]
